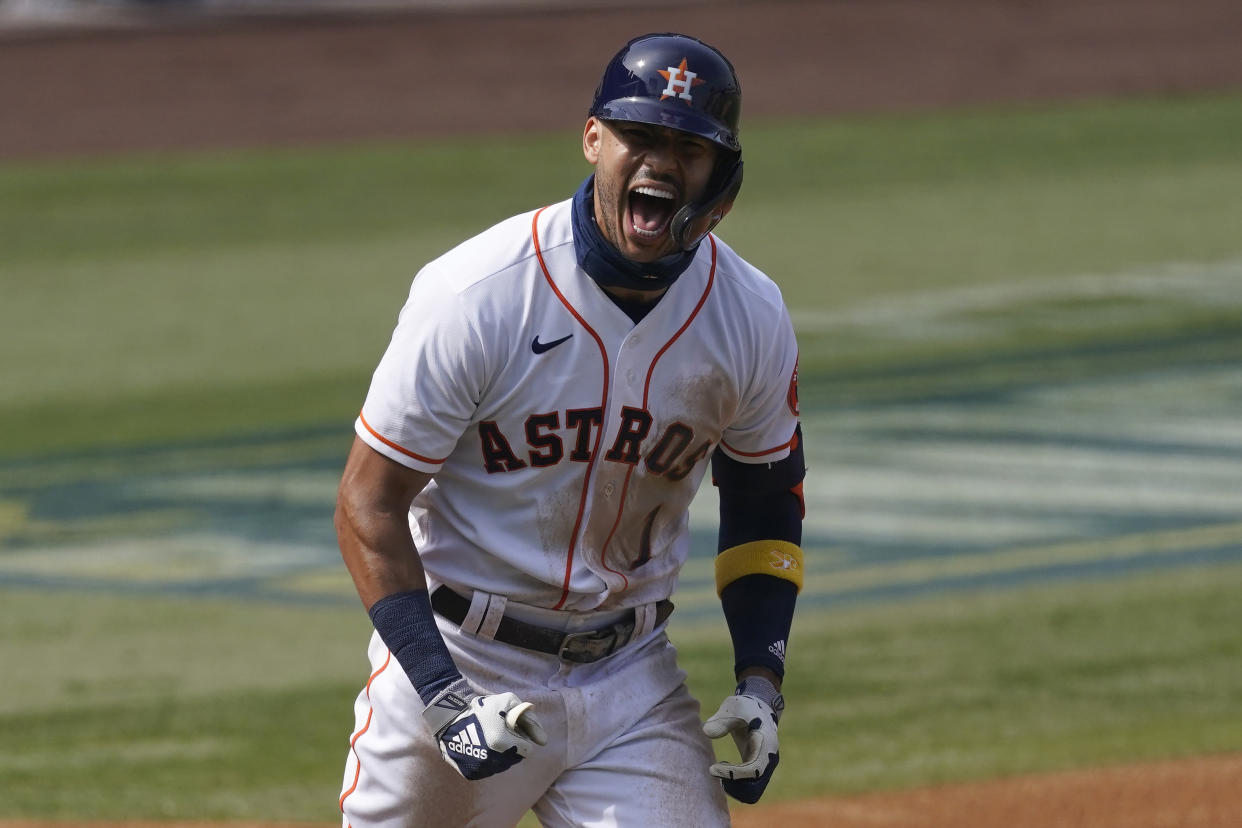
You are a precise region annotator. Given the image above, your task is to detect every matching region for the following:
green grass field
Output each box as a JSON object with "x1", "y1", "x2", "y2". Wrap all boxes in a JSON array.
[
  {"x1": 3, "y1": 92, "x2": 1242, "y2": 822},
  {"x1": 3, "y1": 564, "x2": 1241, "y2": 821},
  {"x1": 5, "y1": 93, "x2": 1242, "y2": 452}
]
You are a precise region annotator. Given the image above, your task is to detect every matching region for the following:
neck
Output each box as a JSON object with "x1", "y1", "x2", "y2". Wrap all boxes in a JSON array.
[{"x1": 603, "y1": 284, "x2": 668, "y2": 304}]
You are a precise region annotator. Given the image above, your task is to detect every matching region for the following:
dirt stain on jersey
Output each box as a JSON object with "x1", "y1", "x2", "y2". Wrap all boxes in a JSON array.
[
  {"x1": 666, "y1": 368, "x2": 738, "y2": 429},
  {"x1": 534, "y1": 481, "x2": 583, "y2": 581}
]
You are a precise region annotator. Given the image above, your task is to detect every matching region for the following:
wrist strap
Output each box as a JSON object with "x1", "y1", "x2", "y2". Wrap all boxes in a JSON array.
[
  {"x1": 737, "y1": 675, "x2": 785, "y2": 724},
  {"x1": 368, "y1": 590, "x2": 462, "y2": 705},
  {"x1": 421, "y1": 676, "x2": 475, "y2": 737}
]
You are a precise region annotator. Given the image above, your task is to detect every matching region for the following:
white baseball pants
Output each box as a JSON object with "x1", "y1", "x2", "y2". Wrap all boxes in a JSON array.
[{"x1": 339, "y1": 604, "x2": 731, "y2": 828}]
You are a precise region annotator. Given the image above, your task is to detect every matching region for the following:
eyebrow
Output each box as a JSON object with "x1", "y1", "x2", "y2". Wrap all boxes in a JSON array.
[{"x1": 615, "y1": 123, "x2": 711, "y2": 146}]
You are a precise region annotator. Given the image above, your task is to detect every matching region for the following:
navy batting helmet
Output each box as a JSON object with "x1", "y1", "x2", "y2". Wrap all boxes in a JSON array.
[
  {"x1": 590, "y1": 33, "x2": 744, "y2": 250},
  {"x1": 590, "y1": 32, "x2": 742, "y2": 153}
]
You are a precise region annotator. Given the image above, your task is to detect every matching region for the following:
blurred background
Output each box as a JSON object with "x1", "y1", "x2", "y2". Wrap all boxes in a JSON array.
[{"x1": 2, "y1": 1, "x2": 1241, "y2": 824}]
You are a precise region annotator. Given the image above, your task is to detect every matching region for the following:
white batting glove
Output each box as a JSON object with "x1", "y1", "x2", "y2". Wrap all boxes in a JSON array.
[
  {"x1": 422, "y1": 677, "x2": 548, "y2": 780},
  {"x1": 702, "y1": 675, "x2": 784, "y2": 804}
]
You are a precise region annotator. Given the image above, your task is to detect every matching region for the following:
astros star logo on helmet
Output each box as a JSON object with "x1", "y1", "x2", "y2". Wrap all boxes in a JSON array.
[{"x1": 659, "y1": 58, "x2": 706, "y2": 103}]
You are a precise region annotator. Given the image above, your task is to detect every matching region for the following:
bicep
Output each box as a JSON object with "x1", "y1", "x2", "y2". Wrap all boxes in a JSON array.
[{"x1": 338, "y1": 435, "x2": 434, "y2": 512}]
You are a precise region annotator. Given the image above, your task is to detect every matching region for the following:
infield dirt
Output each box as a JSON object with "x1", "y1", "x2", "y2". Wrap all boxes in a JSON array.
[{"x1": 4, "y1": 0, "x2": 1242, "y2": 158}]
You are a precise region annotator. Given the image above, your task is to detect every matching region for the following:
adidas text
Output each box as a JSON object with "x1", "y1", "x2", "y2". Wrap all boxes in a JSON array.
[{"x1": 448, "y1": 740, "x2": 489, "y2": 760}]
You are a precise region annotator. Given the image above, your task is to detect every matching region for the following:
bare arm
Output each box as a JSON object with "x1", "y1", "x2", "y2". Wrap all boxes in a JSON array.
[
  {"x1": 334, "y1": 435, "x2": 435, "y2": 611},
  {"x1": 335, "y1": 435, "x2": 549, "y2": 774}
]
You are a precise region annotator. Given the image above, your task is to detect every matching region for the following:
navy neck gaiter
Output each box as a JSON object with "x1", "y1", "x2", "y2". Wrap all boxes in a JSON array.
[{"x1": 570, "y1": 175, "x2": 698, "y2": 293}]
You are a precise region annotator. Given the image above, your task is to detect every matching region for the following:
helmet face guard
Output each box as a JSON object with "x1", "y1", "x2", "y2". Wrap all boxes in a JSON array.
[
  {"x1": 669, "y1": 156, "x2": 742, "y2": 250},
  {"x1": 590, "y1": 33, "x2": 743, "y2": 251}
]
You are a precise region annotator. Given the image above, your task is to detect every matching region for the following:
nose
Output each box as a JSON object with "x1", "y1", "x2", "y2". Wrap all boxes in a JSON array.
[{"x1": 643, "y1": 137, "x2": 679, "y2": 173}]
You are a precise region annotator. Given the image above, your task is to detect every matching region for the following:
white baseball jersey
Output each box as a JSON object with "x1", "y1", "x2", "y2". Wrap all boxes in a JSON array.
[{"x1": 357, "y1": 197, "x2": 800, "y2": 611}]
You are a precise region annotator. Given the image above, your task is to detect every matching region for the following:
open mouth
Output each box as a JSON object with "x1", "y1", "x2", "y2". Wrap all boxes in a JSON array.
[{"x1": 627, "y1": 185, "x2": 677, "y2": 241}]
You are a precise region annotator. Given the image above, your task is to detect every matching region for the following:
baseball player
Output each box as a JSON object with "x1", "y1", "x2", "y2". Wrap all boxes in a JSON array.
[{"x1": 336, "y1": 32, "x2": 805, "y2": 827}]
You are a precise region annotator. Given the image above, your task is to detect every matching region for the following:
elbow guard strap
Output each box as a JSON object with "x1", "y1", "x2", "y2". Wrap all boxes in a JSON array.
[{"x1": 715, "y1": 540, "x2": 804, "y2": 596}]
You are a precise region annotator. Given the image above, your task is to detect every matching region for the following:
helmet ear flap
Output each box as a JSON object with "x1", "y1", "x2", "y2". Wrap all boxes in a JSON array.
[{"x1": 670, "y1": 159, "x2": 743, "y2": 251}]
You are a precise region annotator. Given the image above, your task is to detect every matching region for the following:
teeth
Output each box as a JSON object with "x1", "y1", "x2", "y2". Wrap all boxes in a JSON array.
[{"x1": 629, "y1": 184, "x2": 675, "y2": 239}]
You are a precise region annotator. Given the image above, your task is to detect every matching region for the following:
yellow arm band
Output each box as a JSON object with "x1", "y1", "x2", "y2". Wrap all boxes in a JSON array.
[{"x1": 715, "y1": 540, "x2": 804, "y2": 596}]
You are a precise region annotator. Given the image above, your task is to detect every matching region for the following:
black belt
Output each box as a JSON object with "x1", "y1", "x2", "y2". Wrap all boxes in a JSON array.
[{"x1": 430, "y1": 586, "x2": 674, "y2": 664}]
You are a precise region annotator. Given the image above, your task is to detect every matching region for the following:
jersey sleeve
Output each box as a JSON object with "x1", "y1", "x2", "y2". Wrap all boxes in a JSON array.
[
  {"x1": 356, "y1": 266, "x2": 488, "y2": 473},
  {"x1": 718, "y1": 304, "x2": 800, "y2": 464}
]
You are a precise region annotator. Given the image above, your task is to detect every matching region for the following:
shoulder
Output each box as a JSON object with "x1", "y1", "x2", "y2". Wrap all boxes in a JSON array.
[
  {"x1": 418, "y1": 198, "x2": 573, "y2": 296},
  {"x1": 706, "y1": 234, "x2": 790, "y2": 321}
]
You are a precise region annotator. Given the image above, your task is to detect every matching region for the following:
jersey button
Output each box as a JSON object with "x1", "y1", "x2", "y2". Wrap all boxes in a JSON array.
[
  {"x1": 603, "y1": 482, "x2": 615, "y2": 496},
  {"x1": 626, "y1": 369, "x2": 637, "y2": 384}
]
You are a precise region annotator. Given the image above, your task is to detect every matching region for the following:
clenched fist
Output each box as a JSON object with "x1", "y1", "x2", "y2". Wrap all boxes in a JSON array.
[{"x1": 423, "y1": 678, "x2": 548, "y2": 780}]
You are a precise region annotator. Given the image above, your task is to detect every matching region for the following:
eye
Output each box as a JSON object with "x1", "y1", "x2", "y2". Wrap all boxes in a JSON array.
[
  {"x1": 678, "y1": 138, "x2": 712, "y2": 159},
  {"x1": 620, "y1": 126, "x2": 653, "y2": 146}
]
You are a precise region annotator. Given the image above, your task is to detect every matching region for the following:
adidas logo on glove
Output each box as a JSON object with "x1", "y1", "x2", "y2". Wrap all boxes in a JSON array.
[{"x1": 447, "y1": 723, "x2": 490, "y2": 760}]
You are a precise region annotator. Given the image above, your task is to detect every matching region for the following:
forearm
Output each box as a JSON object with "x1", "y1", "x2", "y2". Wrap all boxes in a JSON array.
[
  {"x1": 334, "y1": 435, "x2": 434, "y2": 609},
  {"x1": 337, "y1": 500, "x2": 465, "y2": 709},
  {"x1": 712, "y1": 432, "x2": 805, "y2": 681},
  {"x1": 335, "y1": 493, "x2": 427, "y2": 610},
  {"x1": 334, "y1": 437, "x2": 460, "y2": 701},
  {"x1": 718, "y1": 569, "x2": 799, "y2": 679}
]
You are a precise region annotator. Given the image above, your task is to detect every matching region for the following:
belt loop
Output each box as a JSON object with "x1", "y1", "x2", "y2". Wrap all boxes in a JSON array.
[
  {"x1": 477, "y1": 594, "x2": 507, "y2": 640},
  {"x1": 632, "y1": 603, "x2": 656, "y2": 640},
  {"x1": 460, "y1": 589, "x2": 491, "y2": 636}
]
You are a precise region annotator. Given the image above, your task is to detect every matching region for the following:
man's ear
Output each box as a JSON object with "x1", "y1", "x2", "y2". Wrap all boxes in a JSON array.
[{"x1": 583, "y1": 117, "x2": 602, "y2": 165}]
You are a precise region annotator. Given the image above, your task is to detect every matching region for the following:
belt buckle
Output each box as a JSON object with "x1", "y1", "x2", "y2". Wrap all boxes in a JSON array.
[{"x1": 557, "y1": 620, "x2": 633, "y2": 664}]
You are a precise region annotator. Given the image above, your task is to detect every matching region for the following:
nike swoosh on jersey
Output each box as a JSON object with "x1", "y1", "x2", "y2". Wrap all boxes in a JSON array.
[{"x1": 531, "y1": 334, "x2": 573, "y2": 354}]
